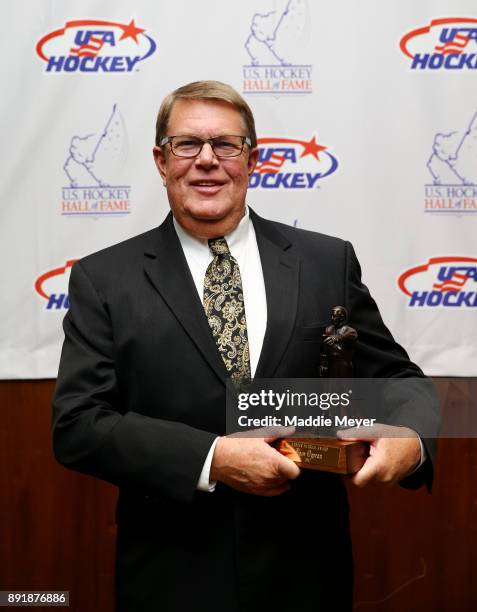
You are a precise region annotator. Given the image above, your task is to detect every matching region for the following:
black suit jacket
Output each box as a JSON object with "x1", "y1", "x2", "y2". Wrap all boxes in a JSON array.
[{"x1": 52, "y1": 210, "x2": 436, "y2": 611}]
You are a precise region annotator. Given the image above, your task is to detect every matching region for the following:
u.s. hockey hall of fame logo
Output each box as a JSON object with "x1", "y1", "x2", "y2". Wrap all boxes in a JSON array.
[
  {"x1": 425, "y1": 110, "x2": 477, "y2": 215},
  {"x1": 61, "y1": 105, "x2": 131, "y2": 217},
  {"x1": 243, "y1": 0, "x2": 312, "y2": 95}
]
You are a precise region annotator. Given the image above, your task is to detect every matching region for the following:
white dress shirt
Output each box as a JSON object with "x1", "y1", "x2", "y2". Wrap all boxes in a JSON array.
[{"x1": 173, "y1": 207, "x2": 267, "y2": 491}]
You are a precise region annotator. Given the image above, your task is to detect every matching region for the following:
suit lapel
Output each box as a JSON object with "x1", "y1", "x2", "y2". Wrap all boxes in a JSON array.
[
  {"x1": 143, "y1": 213, "x2": 228, "y2": 384},
  {"x1": 143, "y1": 210, "x2": 300, "y2": 383},
  {"x1": 251, "y1": 210, "x2": 300, "y2": 378}
]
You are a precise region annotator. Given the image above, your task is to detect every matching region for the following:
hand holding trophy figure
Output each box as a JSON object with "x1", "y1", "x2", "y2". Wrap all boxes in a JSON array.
[{"x1": 277, "y1": 307, "x2": 369, "y2": 474}]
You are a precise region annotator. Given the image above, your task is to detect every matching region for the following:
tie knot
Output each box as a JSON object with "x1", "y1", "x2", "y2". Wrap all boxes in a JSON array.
[{"x1": 208, "y1": 237, "x2": 230, "y2": 257}]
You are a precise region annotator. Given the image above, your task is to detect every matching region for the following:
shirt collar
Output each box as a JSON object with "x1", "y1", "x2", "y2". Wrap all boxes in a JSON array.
[{"x1": 173, "y1": 206, "x2": 251, "y2": 258}]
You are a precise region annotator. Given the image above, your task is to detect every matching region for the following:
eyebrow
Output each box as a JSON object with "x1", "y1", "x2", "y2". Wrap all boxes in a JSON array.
[{"x1": 169, "y1": 133, "x2": 246, "y2": 137}]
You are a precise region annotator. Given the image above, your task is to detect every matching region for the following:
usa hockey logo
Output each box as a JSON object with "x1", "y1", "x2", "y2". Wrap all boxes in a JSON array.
[
  {"x1": 249, "y1": 136, "x2": 338, "y2": 189},
  {"x1": 243, "y1": 0, "x2": 313, "y2": 95},
  {"x1": 398, "y1": 257, "x2": 477, "y2": 307},
  {"x1": 36, "y1": 19, "x2": 156, "y2": 72},
  {"x1": 35, "y1": 261, "x2": 76, "y2": 310},
  {"x1": 425, "y1": 109, "x2": 477, "y2": 215},
  {"x1": 400, "y1": 18, "x2": 477, "y2": 70}
]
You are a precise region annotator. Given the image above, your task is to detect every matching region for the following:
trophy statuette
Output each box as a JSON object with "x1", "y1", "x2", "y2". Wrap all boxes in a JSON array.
[{"x1": 276, "y1": 306, "x2": 369, "y2": 474}]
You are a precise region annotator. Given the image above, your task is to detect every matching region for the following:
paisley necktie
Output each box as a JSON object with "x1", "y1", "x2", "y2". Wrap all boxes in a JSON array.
[{"x1": 204, "y1": 237, "x2": 251, "y2": 383}]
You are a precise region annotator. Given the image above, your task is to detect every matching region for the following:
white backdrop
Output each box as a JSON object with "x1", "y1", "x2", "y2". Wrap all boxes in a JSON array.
[{"x1": 1, "y1": 0, "x2": 476, "y2": 378}]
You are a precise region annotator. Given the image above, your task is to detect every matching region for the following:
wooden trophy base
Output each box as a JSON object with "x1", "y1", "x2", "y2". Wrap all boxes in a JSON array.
[{"x1": 276, "y1": 437, "x2": 368, "y2": 474}]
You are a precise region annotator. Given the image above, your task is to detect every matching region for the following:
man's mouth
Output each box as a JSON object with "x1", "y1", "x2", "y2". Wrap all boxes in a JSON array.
[{"x1": 190, "y1": 180, "x2": 225, "y2": 195}]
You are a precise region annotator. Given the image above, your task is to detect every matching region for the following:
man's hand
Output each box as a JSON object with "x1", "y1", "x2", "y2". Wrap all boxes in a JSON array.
[
  {"x1": 210, "y1": 433, "x2": 300, "y2": 496},
  {"x1": 338, "y1": 425, "x2": 422, "y2": 487}
]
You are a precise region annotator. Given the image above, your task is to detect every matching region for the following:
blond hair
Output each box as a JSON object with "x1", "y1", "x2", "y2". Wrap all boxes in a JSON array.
[{"x1": 155, "y1": 80, "x2": 257, "y2": 148}]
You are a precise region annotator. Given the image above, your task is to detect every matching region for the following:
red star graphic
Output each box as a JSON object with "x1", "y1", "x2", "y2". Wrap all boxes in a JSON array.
[
  {"x1": 119, "y1": 19, "x2": 145, "y2": 43},
  {"x1": 300, "y1": 136, "x2": 327, "y2": 160}
]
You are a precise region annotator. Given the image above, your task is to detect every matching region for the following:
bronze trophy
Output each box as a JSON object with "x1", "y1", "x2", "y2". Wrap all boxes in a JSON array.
[{"x1": 277, "y1": 306, "x2": 368, "y2": 474}]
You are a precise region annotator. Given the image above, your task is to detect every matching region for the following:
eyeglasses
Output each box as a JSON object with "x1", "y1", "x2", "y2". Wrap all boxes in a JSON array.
[{"x1": 159, "y1": 135, "x2": 252, "y2": 158}]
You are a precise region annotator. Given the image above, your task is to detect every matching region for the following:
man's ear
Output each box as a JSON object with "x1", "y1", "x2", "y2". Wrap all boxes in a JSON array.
[
  {"x1": 247, "y1": 147, "x2": 259, "y2": 176},
  {"x1": 153, "y1": 146, "x2": 167, "y2": 184}
]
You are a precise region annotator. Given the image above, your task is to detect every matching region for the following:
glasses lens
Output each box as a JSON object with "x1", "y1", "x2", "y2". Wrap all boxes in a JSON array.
[
  {"x1": 171, "y1": 137, "x2": 203, "y2": 157},
  {"x1": 211, "y1": 136, "x2": 244, "y2": 157},
  {"x1": 170, "y1": 136, "x2": 245, "y2": 158}
]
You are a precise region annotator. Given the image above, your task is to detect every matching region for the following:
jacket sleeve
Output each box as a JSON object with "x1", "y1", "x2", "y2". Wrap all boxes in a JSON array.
[
  {"x1": 344, "y1": 242, "x2": 439, "y2": 490},
  {"x1": 52, "y1": 261, "x2": 217, "y2": 504}
]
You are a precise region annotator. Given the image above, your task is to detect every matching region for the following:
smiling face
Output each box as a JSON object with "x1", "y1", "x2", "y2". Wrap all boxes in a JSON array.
[{"x1": 153, "y1": 98, "x2": 258, "y2": 238}]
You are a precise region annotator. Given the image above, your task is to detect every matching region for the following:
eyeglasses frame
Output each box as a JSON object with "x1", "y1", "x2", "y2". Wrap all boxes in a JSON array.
[{"x1": 159, "y1": 135, "x2": 252, "y2": 158}]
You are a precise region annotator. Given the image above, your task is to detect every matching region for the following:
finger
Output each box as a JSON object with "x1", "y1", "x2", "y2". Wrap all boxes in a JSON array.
[
  {"x1": 277, "y1": 456, "x2": 301, "y2": 480},
  {"x1": 337, "y1": 424, "x2": 388, "y2": 441},
  {"x1": 349, "y1": 457, "x2": 379, "y2": 487},
  {"x1": 263, "y1": 426, "x2": 296, "y2": 443},
  {"x1": 260, "y1": 483, "x2": 291, "y2": 497},
  {"x1": 344, "y1": 424, "x2": 419, "y2": 441},
  {"x1": 231, "y1": 426, "x2": 295, "y2": 440},
  {"x1": 228, "y1": 425, "x2": 295, "y2": 440}
]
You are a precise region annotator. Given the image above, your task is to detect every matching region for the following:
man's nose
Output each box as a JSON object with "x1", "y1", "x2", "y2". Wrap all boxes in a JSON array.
[{"x1": 195, "y1": 142, "x2": 219, "y2": 167}]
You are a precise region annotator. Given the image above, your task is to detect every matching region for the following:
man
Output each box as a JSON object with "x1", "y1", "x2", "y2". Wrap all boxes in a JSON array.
[{"x1": 53, "y1": 81, "x2": 436, "y2": 611}]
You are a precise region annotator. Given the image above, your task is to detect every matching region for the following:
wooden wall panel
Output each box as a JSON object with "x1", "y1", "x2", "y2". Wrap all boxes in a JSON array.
[
  {"x1": 348, "y1": 378, "x2": 477, "y2": 611},
  {"x1": 1, "y1": 379, "x2": 476, "y2": 611},
  {"x1": 0, "y1": 381, "x2": 116, "y2": 612}
]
